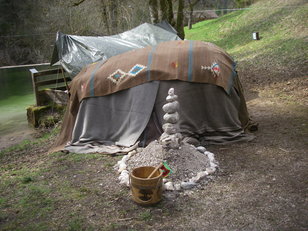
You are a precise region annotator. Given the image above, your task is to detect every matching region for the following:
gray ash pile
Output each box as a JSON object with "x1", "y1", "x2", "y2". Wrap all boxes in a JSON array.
[
  {"x1": 117, "y1": 140, "x2": 218, "y2": 191},
  {"x1": 127, "y1": 141, "x2": 211, "y2": 184}
]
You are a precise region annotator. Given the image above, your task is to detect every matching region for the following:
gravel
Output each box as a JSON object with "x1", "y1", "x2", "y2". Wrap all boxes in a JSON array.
[{"x1": 126, "y1": 140, "x2": 212, "y2": 184}]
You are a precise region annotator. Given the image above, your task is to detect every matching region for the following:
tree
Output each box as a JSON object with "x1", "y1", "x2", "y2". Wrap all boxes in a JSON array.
[
  {"x1": 148, "y1": 0, "x2": 184, "y2": 39},
  {"x1": 175, "y1": 0, "x2": 185, "y2": 39},
  {"x1": 161, "y1": 0, "x2": 175, "y2": 26},
  {"x1": 159, "y1": 0, "x2": 168, "y2": 20},
  {"x1": 166, "y1": 0, "x2": 175, "y2": 26},
  {"x1": 187, "y1": 0, "x2": 200, "y2": 30},
  {"x1": 149, "y1": 0, "x2": 159, "y2": 24}
]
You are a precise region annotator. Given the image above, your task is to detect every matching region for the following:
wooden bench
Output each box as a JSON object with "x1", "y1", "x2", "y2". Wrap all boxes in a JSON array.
[
  {"x1": 29, "y1": 67, "x2": 71, "y2": 106},
  {"x1": 27, "y1": 67, "x2": 71, "y2": 127}
]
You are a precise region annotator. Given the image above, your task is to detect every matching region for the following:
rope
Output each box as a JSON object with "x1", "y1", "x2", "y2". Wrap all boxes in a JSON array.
[
  {"x1": 61, "y1": 67, "x2": 69, "y2": 92},
  {"x1": 51, "y1": 68, "x2": 61, "y2": 115}
]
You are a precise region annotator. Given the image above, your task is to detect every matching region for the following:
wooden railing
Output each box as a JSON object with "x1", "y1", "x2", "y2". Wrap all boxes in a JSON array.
[{"x1": 29, "y1": 67, "x2": 71, "y2": 106}]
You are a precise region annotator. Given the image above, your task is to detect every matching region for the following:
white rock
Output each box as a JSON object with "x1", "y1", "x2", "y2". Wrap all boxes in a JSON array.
[
  {"x1": 163, "y1": 112, "x2": 179, "y2": 124},
  {"x1": 162, "y1": 123, "x2": 177, "y2": 134},
  {"x1": 190, "y1": 171, "x2": 209, "y2": 183},
  {"x1": 205, "y1": 151, "x2": 215, "y2": 162},
  {"x1": 164, "y1": 182, "x2": 175, "y2": 191},
  {"x1": 118, "y1": 162, "x2": 127, "y2": 173},
  {"x1": 166, "y1": 95, "x2": 178, "y2": 102},
  {"x1": 206, "y1": 167, "x2": 216, "y2": 174},
  {"x1": 121, "y1": 169, "x2": 129, "y2": 175},
  {"x1": 168, "y1": 88, "x2": 175, "y2": 95},
  {"x1": 163, "y1": 101, "x2": 179, "y2": 113},
  {"x1": 128, "y1": 150, "x2": 137, "y2": 157},
  {"x1": 196, "y1": 146, "x2": 206, "y2": 153},
  {"x1": 113, "y1": 159, "x2": 123, "y2": 170},
  {"x1": 181, "y1": 181, "x2": 197, "y2": 190},
  {"x1": 160, "y1": 132, "x2": 182, "y2": 149},
  {"x1": 190, "y1": 176, "x2": 199, "y2": 183},
  {"x1": 210, "y1": 162, "x2": 218, "y2": 168},
  {"x1": 118, "y1": 170, "x2": 129, "y2": 180},
  {"x1": 119, "y1": 162, "x2": 126, "y2": 168},
  {"x1": 113, "y1": 164, "x2": 119, "y2": 170},
  {"x1": 119, "y1": 170, "x2": 130, "y2": 187},
  {"x1": 174, "y1": 184, "x2": 181, "y2": 191},
  {"x1": 121, "y1": 155, "x2": 129, "y2": 163}
]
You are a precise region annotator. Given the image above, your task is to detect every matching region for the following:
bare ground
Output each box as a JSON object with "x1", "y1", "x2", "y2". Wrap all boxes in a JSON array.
[{"x1": 0, "y1": 74, "x2": 307, "y2": 230}]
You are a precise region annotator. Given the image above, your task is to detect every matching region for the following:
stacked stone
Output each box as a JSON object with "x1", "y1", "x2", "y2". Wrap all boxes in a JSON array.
[{"x1": 159, "y1": 88, "x2": 182, "y2": 149}]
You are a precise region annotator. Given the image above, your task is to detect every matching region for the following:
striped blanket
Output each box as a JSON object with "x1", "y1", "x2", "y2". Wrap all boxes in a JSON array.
[{"x1": 70, "y1": 40, "x2": 237, "y2": 102}]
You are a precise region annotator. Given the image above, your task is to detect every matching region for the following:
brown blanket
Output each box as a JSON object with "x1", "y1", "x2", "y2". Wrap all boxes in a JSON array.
[{"x1": 70, "y1": 40, "x2": 236, "y2": 102}]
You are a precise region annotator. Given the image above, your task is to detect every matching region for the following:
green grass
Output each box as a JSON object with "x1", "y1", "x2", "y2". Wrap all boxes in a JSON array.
[
  {"x1": 0, "y1": 125, "x2": 122, "y2": 230},
  {"x1": 0, "y1": 172, "x2": 55, "y2": 231},
  {"x1": 67, "y1": 217, "x2": 94, "y2": 231},
  {"x1": 185, "y1": 0, "x2": 307, "y2": 76},
  {"x1": 0, "y1": 149, "x2": 105, "y2": 230},
  {"x1": 139, "y1": 211, "x2": 152, "y2": 221}
]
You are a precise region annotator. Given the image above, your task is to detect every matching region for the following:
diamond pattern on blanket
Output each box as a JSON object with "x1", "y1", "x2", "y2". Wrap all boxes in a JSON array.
[
  {"x1": 107, "y1": 69, "x2": 126, "y2": 84},
  {"x1": 128, "y1": 64, "x2": 146, "y2": 76}
]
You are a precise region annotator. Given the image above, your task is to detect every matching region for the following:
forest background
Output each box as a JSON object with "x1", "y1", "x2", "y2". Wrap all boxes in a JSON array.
[{"x1": 0, "y1": 0, "x2": 254, "y2": 66}]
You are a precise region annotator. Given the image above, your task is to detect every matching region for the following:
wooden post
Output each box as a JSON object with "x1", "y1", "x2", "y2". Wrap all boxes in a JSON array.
[{"x1": 29, "y1": 68, "x2": 39, "y2": 106}]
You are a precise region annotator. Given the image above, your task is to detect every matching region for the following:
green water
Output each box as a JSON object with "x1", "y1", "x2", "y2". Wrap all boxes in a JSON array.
[{"x1": 0, "y1": 66, "x2": 48, "y2": 136}]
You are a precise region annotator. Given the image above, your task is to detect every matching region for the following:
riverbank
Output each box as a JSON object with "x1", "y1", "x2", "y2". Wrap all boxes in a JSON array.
[{"x1": 0, "y1": 64, "x2": 53, "y2": 151}]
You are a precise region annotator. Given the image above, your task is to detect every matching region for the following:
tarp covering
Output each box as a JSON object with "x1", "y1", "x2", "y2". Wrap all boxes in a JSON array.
[
  {"x1": 51, "y1": 22, "x2": 181, "y2": 77},
  {"x1": 64, "y1": 80, "x2": 253, "y2": 154},
  {"x1": 68, "y1": 81, "x2": 159, "y2": 150}
]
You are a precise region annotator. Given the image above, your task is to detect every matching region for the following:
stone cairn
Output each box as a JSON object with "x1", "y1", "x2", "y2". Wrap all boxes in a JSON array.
[{"x1": 159, "y1": 88, "x2": 182, "y2": 149}]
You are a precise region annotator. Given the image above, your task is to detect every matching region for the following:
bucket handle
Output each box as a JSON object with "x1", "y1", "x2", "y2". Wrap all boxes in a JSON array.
[{"x1": 129, "y1": 177, "x2": 162, "y2": 204}]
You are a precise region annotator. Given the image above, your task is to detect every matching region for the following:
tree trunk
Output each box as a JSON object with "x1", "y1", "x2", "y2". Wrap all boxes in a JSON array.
[
  {"x1": 187, "y1": 0, "x2": 200, "y2": 30},
  {"x1": 167, "y1": 0, "x2": 175, "y2": 26},
  {"x1": 222, "y1": 0, "x2": 228, "y2": 15},
  {"x1": 149, "y1": 0, "x2": 159, "y2": 24},
  {"x1": 188, "y1": 4, "x2": 193, "y2": 29},
  {"x1": 101, "y1": 1, "x2": 110, "y2": 35},
  {"x1": 159, "y1": 0, "x2": 168, "y2": 21},
  {"x1": 176, "y1": 0, "x2": 185, "y2": 39},
  {"x1": 108, "y1": 0, "x2": 118, "y2": 34}
]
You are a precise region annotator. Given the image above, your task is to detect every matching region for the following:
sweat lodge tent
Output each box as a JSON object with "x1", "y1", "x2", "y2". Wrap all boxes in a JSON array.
[{"x1": 52, "y1": 39, "x2": 255, "y2": 154}]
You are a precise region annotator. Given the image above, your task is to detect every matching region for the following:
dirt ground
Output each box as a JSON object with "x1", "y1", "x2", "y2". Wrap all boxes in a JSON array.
[
  {"x1": 0, "y1": 73, "x2": 307, "y2": 230},
  {"x1": 0, "y1": 129, "x2": 36, "y2": 151}
]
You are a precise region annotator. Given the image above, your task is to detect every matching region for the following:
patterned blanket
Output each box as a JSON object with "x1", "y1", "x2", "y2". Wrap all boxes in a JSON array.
[{"x1": 70, "y1": 40, "x2": 237, "y2": 102}]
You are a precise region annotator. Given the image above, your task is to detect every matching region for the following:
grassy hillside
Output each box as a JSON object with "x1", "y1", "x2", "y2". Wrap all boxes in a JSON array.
[{"x1": 185, "y1": 0, "x2": 307, "y2": 91}]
